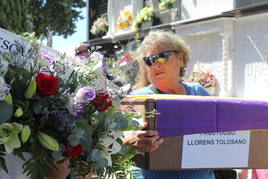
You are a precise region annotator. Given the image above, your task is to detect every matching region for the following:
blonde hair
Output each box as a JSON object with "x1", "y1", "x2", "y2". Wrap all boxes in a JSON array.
[{"x1": 133, "y1": 30, "x2": 189, "y2": 90}]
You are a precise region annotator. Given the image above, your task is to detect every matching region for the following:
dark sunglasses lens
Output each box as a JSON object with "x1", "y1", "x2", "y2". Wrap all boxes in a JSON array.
[
  {"x1": 159, "y1": 51, "x2": 170, "y2": 59},
  {"x1": 143, "y1": 56, "x2": 155, "y2": 66}
]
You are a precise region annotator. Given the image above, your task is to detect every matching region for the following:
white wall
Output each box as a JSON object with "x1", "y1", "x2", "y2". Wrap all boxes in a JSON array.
[
  {"x1": 234, "y1": 12, "x2": 268, "y2": 98},
  {"x1": 174, "y1": 18, "x2": 234, "y2": 97},
  {"x1": 174, "y1": 11, "x2": 268, "y2": 99},
  {"x1": 181, "y1": 0, "x2": 234, "y2": 20}
]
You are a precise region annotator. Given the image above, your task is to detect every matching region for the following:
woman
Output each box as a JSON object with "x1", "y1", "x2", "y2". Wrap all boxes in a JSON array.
[{"x1": 122, "y1": 30, "x2": 214, "y2": 179}]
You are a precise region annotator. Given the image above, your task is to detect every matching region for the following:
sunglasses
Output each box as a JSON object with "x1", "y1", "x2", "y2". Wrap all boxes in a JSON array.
[
  {"x1": 75, "y1": 49, "x2": 89, "y2": 56},
  {"x1": 143, "y1": 50, "x2": 179, "y2": 66}
]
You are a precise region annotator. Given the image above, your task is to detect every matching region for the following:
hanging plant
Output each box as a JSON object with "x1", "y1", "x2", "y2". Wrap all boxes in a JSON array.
[
  {"x1": 90, "y1": 16, "x2": 109, "y2": 37},
  {"x1": 134, "y1": 7, "x2": 156, "y2": 30}
]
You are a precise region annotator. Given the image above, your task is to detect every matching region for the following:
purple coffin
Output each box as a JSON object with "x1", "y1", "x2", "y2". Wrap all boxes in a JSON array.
[{"x1": 156, "y1": 97, "x2": 268, "y2": 137}]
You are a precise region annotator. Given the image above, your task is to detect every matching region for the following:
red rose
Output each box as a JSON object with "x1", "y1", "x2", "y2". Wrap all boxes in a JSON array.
[
  {"x1": 65, "y1": 143, "x2": 83, "y2": 157},
  {"x1": 36, "y1": 73, "x2": 58, "y2": 96},
  {"x1": 93, "y1": 92, "x2": 112, "y2": 112}
]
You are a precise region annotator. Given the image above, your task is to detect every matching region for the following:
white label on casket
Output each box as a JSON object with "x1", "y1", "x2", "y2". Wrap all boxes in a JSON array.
[{"x1": 181, "y1": 131, "x2": 250, "y2": 168}]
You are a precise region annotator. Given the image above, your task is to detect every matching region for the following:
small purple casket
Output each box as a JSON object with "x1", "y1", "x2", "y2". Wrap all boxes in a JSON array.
[{"x1": 121, "y1": 95, "x2": 268, "y2": 170}]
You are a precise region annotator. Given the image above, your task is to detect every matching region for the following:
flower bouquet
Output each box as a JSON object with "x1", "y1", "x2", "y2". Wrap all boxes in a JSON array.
[
  {"x1": 0, "y1": 33, "x2": 139, "y2": 178},
  {"x1": 90, "y1": 16, "x2": 109, "y2": 37},
  {"x1": 117, "y1": 11, "x2": 133, "y2": 31},
  {"x1": 104, "y1": 42, "x2": 140, "y2": 92},
  {"x1": 134, "y1": 7, "x2": 156, "y2": 30},
  {"x1": 188, "y1": 71, "x2": 217, "y2": 95}
]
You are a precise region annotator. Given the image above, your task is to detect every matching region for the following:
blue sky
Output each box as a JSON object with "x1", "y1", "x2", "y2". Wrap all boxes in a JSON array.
[{"x1": 52, "y1": 6, "x2": 87, "y2": 51}]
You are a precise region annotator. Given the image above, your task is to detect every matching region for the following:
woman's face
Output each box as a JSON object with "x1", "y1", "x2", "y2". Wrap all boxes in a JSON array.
[{"x1": 145, "y1": 45, "x2": 184, "y2": 90}]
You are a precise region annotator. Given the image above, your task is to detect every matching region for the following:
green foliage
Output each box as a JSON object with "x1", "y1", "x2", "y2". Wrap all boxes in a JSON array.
[
  {"x1": 22, "y1": 152, "x2": 55, "y2": 179},
  {"x1": 0, "y1": 0, "x2": 29, "y2": 34},
  {"x1": 0, "y1": 102, "x2": 13, "y2": 124},
  {"x1": 97, "y1": 145, "x2": 140, "y2": 178},
  {"x1": 0, "y1": 0, "x2": 86, "y2": 39},
  {"x1": 28, "y1": 0, "x2": 86, "y2": 38},
  {"x1": 134, "y1": 7, "x2": 156, "y2": 30},
  {"x1": 159, "y1": 0, "x2": 176, "y2": 9},
  {"x1": 0, "y1": 148, "x2": 8, "y2": 173}
]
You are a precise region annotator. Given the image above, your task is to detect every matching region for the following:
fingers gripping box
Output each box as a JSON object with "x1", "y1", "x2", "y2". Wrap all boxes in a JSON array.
[{"x1": 120, "y1": 94, "x2": 268, "y2": 170}]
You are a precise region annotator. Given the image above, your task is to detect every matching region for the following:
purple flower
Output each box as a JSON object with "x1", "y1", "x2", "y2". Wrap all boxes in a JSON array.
[
  {"x1": 76, "y1": 55, "x2": 87, "y2": 60},
  {"x1": 76, "y1": 87, "x2": 96, "y2": 102},
  {"x1": 101, "y1": 60, "x2": 108, "y2": 75},
  {"x1": 69, "y1": 101, "x2": 86, "y2": 117},
  {"x1": 74, "y1": 55, "x2": 88, "y2": 65},
  {"x1": 38, "y1": 68, "x2": 51, "y2": 75},
  {"x1": 68, "y1": 87, "x2": 96, "y2": 117},
  {"x1": 42, "y1": 109, "x2": 74, "y2": 132}
]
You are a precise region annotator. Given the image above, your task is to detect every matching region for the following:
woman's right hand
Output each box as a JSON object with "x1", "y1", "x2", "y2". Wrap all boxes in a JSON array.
[{"x1": 122, "y1": 120, "x2": 164, "y2": 153}]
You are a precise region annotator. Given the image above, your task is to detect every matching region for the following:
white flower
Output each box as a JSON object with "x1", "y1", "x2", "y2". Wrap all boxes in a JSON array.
[
  {"x1": 100, "y1": 151, "x2": 112, "y2": 166},
  {"x1": 0, "y1": 76, "x2": 10, "y2": 101},
  {"x1": 100, "y1": 135, "x2": 121, "y2": 155},
  {"x1": 90, "y1": 52, "x2": 104, "y2": 63},
  {"x1": 73, "y1": 56, "x2": 88, "y2": 66},
  {"x1": 92, "y1": 60, "x2": 103, "y2": 76},
  {"x1": 38, "y1": 50, "x2": 56, "y2": 67},
  {"x1": 0, "y1": 123, "x2": 23, "y2": 153},
  {"x1": 99, "y1": 133, "x2": 122, "y2": 166}
]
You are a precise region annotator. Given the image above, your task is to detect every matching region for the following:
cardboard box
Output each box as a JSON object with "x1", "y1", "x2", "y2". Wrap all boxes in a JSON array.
[{"x1": 121, "y1": 95, "x2": 268, "y2": 170}]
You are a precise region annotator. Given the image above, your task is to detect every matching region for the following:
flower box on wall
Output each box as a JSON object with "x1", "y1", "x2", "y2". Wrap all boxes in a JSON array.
[
  {"x1": 141, "y1": 21, "x2": 153, "y2": 29},
  {"x1": 107, "y1": 0, "x2": 143, "y2": 36},
  {"x1": 158, "y1": 8, "x2": 178, "y2": 24}
]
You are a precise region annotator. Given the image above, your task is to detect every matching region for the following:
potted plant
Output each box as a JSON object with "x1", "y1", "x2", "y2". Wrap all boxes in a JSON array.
[
  {"x1": 90, "y1": 16, "x2": 109, "y2": 38},
  {"x1": 117, "y1": 10, "x2": 133, "y2": 31},
  {"x1": 158, "y1": 0, "x2": 178, "y2": 23},
  {"x1": 134, "y1": 7, "x2": 156, "y2": 30},
  {"x1": 159, "y1": 0, "x2": 176, "y2": 9},
  {"x1": 188, "y1": 71, "x2": 217, "y2": 95}
]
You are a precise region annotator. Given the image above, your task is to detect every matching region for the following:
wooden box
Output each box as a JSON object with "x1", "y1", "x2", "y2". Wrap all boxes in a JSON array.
[{"x1": 121, "y1": 95, "x2": 268, "y2": 170}]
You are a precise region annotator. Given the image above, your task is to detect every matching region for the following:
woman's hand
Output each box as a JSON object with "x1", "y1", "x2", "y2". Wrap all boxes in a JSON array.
[
  {"x1": 122, "y1": 120, "x2": 164, "y2": 153},
  {"x1": 46, "y1": 159, "x2": 70, "y2": 179}
]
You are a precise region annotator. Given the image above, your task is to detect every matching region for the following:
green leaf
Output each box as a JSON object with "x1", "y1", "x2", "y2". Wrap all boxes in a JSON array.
[
  {"x1": 0, "y1": 151, "x2": 8, "y2": 173},
  {"x1": 68, "y1": 134, "x2": 80, "y2": 146},
  {"x1": 119, "y1": 120, "x2": 128, "y2": 130},
  {"x1": 91, "y1": 149, "x2": 101, "y2": 161},
  {"x1": 52, "y1": 151, "x2": 63, "y2": 160},
  {"x1": 96, "y1": 158, "x2": 108, "y2": 168},
  {"x1": 33, "y1": 103, "x2": 42, "y2": 114},
  {"x1": 0, "y1": 102, "x2": 13, "y2": 124},
  {"x1": 80, "y1": 133, "x2": 92, "y2": 151},
  {"x1": 126, "y1": 120, "x2": 139, "y2": 130},
  {"x1": 75, "y1": 120, "x2": 93, "y2": 135},
  {"x1": 13, "y1": 150, "x2": 26, "y2": 161},
  {"x1": 69, "y1": 168, "x2": 76, "y2": 179},
  {"x1": 68, "y1": 128, "x2": 84, "y2": 146}
]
